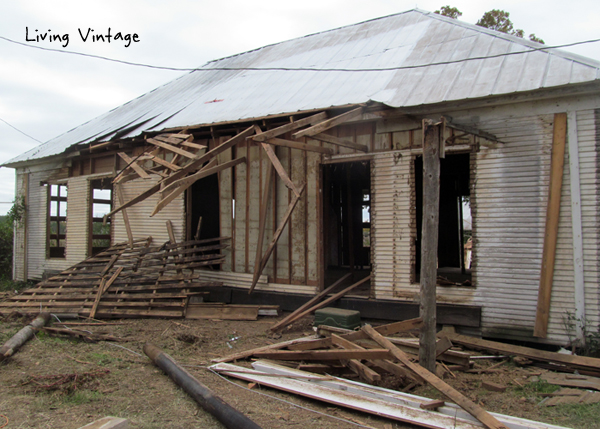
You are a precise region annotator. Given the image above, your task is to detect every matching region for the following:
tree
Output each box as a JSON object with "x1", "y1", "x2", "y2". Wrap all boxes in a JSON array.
[
  {"x1": 476, "y1": 9, "x2": 544, "y2": 44},
  {"x1": 434, "y1": 6, "x2": 462, "y2": 19}
]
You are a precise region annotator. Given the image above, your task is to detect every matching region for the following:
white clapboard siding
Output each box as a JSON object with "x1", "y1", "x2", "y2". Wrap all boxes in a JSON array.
[
  {"x1": 64, "y1": 176, "x2": 90, "y2": 264},
  {"x1": 371, "y1": 150, "x2": 414, "y2": 299},
  {"x1": 112, "y1": 176, "x2": 185, "y2": 245},
  {"x1": 471, "y1": 114, "x2": 554, "y2": 341}
]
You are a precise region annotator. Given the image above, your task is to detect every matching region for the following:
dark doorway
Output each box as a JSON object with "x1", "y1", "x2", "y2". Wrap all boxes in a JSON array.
[
  {"x1": 323, "y1": 162, "x2": 371, "y2": 283},
  {"x1": 414, "y1": 153, "x2": 471, "y2": 283},
  {"x1": 188, "y1": 174, "x2": 220, "y2": 242}
]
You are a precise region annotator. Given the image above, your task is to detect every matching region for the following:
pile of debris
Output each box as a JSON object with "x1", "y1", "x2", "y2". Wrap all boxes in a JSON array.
[
  {"x1": 0, "y1": 232, "x2": 229, "y2": 319},
  {"x1": 209, "y1": 317, "x2": 600, "y2": 429}
]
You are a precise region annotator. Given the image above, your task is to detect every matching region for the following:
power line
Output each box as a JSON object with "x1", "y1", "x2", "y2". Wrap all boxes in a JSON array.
[
  {"x1": 1, "y1": 34, "x2": 599, "y2": 73},
  {"x1": 0, "y1": 116, "x2": 43, "y2": 144}
]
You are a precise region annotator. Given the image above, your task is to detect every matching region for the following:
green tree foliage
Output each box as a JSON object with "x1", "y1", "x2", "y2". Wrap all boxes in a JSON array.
[
  {"x1": 434, "y1": 6, "x2": 462, "y2": 19},
  {"x1": 0, "y1": 197, "x2": 26, "y2": 280},
  {"x1": 476, "y1": 9, "x2": 544, "y2": 44}
]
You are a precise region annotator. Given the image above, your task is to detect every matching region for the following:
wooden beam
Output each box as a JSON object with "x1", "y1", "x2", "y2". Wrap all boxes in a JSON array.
[
  {"x1": 362, "y1": 325, "x2": 507, "y2": 429},
  {"x1": 441, "y1": 116, "x2": 502, "y2": 144},
  {"x1": 89, "y1": 266, "x2": 124, "y2": 319},
  {"x1": 149, "y1": 155, "x2": 182, "y2": 172},
  {"x1": 311, "y1": 133, "x2": 369, "y2": 153},
  {"x1": 146, "y1": 138, "x2": 199, "y2": 159},
  {"x1": 292, "y1": 107, "x2": 364, "y2": 139},
  {"x1": 265, "y1": 137, "x2": 333, "y2": 155},
  {"x1": 268, "y1": 272, "x2": 352, "y2": 333},
  {"x1": 534, "y1": 113, "x2": 567, "y2": 338},
  {"x1": 252, "y1": 112, "x2": 328, "y2": 142},
  {"x1": 261, "y1": 143, "x2": 299, "y2": 196},
  {"x1": 212, "y1": 336, "x2": 321, "y2": 363},
  {"x1": 420, "y1": 119, "x2": 441, "y2": 373},
  {"x1": 251, "y1": 161, "x2": 274, "y2": 300},
  {"x1": 249, "y1": 183, "x2": 307, "y2": 293},
  {"x1": 117, "y1": 152, "x2": 151, "y2": 179},
  {"x1": 330, "y1": 334, "x2": 382, "y2": 384},
  {"x1": 151, "y1": 157, "x2": 246, "y2": 216},
  {"x1": 105, "y1": 126, "x2": 255, "y2": 219},
  {"x1": 253, "y1": 349, "x2": 393, "y2": 361},
  {"x1": 115, "y1": 184, "x2": 133, "y2": 248}
]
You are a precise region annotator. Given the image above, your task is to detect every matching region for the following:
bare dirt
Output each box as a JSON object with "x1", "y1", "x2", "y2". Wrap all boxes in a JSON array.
[{"x1": 0, "y1": 313, "x2": 590, "y2": 429}]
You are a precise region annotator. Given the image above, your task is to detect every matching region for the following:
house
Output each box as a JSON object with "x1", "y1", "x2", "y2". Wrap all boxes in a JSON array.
[{"x1": 4, "y1": 9, "x2": 600, "y2": 346}]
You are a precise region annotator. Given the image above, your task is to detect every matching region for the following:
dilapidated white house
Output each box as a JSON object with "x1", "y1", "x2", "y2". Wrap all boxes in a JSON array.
[{"x1": 4, "y1": 9, "x2": 600, "y2": 346}]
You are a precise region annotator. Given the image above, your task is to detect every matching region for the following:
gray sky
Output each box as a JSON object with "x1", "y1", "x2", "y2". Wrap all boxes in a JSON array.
[{"x1": 1, "y1": 0, "x2": 599, "y2": 215}]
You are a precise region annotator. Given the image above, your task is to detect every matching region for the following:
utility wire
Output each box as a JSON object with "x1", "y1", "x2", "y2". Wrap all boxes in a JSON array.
[
  {"x1": 1, "y1": 34, "x2": 600, "y2": 73},
  {"x1": 0, "y1": 116, "x2": 43, "y2": 143}
]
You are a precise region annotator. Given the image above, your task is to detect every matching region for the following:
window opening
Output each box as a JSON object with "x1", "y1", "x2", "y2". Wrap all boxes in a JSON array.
[
  {"x1": 90, "y1": 179, "x2": 112, "y2": 256},
  {"x1": 48, "y1": 184, "x2": 67, "y2": 258},
  {"x1": 414, "y1": 153, "x2": 472, "y2": 285}
]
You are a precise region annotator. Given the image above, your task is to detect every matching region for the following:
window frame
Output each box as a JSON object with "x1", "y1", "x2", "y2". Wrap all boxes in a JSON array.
[{"x1": 47, "y1": 183, "x2": 68, "y2": 259}]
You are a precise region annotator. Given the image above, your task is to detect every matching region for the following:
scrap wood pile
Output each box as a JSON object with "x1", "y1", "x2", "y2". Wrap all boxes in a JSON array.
[
  {"x1": 0, "y1": 233, "x2": 229, "y2": 319},
  {"x1": 210, "y1": 317, "x2": 600, "y2": 429}
]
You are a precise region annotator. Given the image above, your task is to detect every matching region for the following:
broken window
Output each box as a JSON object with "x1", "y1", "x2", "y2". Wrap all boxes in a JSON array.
[
  {"x1": 414, "y1": 153, "x2": 472, "y2": 286},
  {"x1": 90, "y1": 179, "x2": 112, "y2": 256},
  {"x1": 48, "y1": 184, "x2": 67, "y2": 258}
]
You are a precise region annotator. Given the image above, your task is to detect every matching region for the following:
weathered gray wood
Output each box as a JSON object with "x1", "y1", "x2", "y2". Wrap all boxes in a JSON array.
[{"x1": 419, "y1": 119, "x2": 441, "y2": 373}]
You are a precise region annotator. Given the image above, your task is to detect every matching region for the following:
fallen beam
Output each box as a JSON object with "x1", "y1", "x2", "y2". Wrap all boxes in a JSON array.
[
  {"x1": 143, "y1": 343, "x2": 262, "y2": 429},
  {"x1": 0, "y1": 312, "x2": 51, "y2": 361}
]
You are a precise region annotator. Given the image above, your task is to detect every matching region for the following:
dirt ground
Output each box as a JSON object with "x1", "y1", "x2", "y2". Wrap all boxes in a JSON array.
[{"x1": 0, "y1": 313, "x2": 593, "y2": 429}]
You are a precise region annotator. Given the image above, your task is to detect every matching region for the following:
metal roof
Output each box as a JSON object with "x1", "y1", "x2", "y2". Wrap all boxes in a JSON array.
[{"x1": 7, "y1": 9, "x2": 600, "y2": 165}]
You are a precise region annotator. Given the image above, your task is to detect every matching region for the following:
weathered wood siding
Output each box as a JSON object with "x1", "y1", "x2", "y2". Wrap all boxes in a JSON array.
[{"x1": 112, "y1": 177, "x2": 185, "y2": 245}]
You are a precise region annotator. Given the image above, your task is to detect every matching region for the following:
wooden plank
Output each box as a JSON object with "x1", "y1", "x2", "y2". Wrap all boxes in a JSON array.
[
  {"x1": 330, "y1": 334, "x2": 382, "y2": 384},
  {"x1": 149, "y1": 154, "x2": 182, "y2": 171},
  {"x1": 211, "y1": 336, "x2": 320, "y2": 363},
  {"x1": 249, "y1": 183, "x2": 306, "y2": 293},
  {"x1": 115, "y1": 184, "x2": 133, "y2": 248},
  {"x1": 265, "y1": 137, "x2": 333, "y2": 154},
  {"x1": 362, "y1": 325, "x2": 507, "y2": 429},
  {"x1": 252, "y1": 112, "x2": 328, "y2": 142},
  {"x1": 420, "y1": 119, "x2": 441, "y2": 373},
  {"x1": 310, "y1": 133, "x2": 369, "y2": 153},
  {"x1": 251, "y1": 161, "x2": 274, "y2": 297},
  {"x1": 89, "y1": 266, "x2": 124, "y2": 319},
  {"x1": 253, "y1": 349, "x2": 393, "y2": 361},
  {"x1": 541, "y1": 372, "x2": 600, "y2": 391},
  {"x1": 442, "y1": 332, "x2": 600, "y2": 373},
  {"x1": 147, "y1": 138, "x2": 198, "y2": 159},
  {"x1": 269, "y1": 272, "x2": 352, "y2": 333},
  {"x1": 534, "y1": 112, "x2": 567, "y2": 338},
  {"x1": 117, "y1": 152, "x2": 150, "y2": 179},
  {"x1": 292, "y1": 107, "x2": 364, "y2": 139},
  {"x1": 185, "y1": 304, "x2": 259, "y2": 321}
]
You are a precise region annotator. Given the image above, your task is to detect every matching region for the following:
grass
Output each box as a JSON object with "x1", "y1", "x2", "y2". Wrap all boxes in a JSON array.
[
  {"x1": 61, "y1": 390, "x2": 104, "y2": 405},
  {"x1": 0, "y1": 278, "x2": 34, "y2": 293}
]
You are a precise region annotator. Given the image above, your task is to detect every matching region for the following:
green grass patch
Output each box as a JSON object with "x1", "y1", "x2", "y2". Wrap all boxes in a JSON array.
[
  {"x1": 89, "y1": 352, "x2": 116, "y2": 366},
  {"x1": 62, "y1": 390, "x2": 103, "y2": 405}
]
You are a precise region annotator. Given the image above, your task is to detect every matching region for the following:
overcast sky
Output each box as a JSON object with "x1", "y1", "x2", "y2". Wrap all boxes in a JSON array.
[{"x1": 1, "y1": 0, "x2": 599, "y2": 215}]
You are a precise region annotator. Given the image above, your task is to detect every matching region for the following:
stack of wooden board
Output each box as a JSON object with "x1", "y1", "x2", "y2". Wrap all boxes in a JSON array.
[{"x1": 0, "y1": 236, "x2": 229, "y2": 319}]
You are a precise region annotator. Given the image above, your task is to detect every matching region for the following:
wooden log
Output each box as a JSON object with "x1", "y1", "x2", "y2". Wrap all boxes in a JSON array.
[
  {"x1": 144, "y1": 343, "x2": 262, "y2": 429},
  {"x1": 362, "y1": 325, "x2": 507, "y2": 429},
  {"x1": 0, "y1": 312, "x2": 51, "y2": 361},
  {"x1": 534, "y1": 112, "x2": 567, "y2": 338},
  {"x1": 420, "y1": 119, "x2": 441, "y2": 373}
]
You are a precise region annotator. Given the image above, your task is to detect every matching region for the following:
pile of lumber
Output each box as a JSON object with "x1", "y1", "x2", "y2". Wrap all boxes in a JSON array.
[{"x1": 0, "y1": 235, "x2": 229, "y2": 319}]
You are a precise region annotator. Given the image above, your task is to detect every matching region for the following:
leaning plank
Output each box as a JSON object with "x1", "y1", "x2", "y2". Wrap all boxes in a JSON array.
[
  {"x1": 146, "y1": 138, "x2": 199, "y2": 159},
  {"x1": 248, "y1": 360, "x2": 568, "y2": 429},
  {"x1": 269, "y1": 272, "x2": 353, "y2": 333},
  {"x1": 252, "y1": 112, "x2": 328, "y2": 142},
  {"x1": 117, "y1": 152, "x2": 151, "y2": 179},
  {"x1": 211, "y1": 335, "x2": 320, "y2": 363},
  {"x1": 534, "y1": 112, "x2": 567, "y2": 338},
  {"x1": 363, "y1": 325, "x2": 507, "y2": 429},
  {"x1": 442, "y1": 332, "x2": 600, "y2": 374},
  {"x1": 265, "y1": 275, "x2": 370, "y2": 324},
  {"x1": 292, "y1": 107, "x2": 365, "y2": 139},
  {"x1": 261, "y1": 143, "x2": 299, "y2": 196},
  {"x1": 249, "y1": 183, "x2": 307, "y2": 293},
  {"x1": 330, "y1": 334, "x2": 383, "y2": 384},
  {"x1": 0, "y1": 313, "x2": 51, "y2": 361},
  {"x1": 89, "y1": 266, "x2": 124, "y2": 319},
  {"x1": 251, "y1": 161, "x2": 274, "y2": 302},
  {"x1": 144, "y1": 343, "x2": 262, "y2": 429}
]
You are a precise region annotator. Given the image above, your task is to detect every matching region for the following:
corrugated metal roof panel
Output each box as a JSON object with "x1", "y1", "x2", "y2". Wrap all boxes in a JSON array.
[{"x1": 7, "y1": 9, "x2": 600, "y2": 165}]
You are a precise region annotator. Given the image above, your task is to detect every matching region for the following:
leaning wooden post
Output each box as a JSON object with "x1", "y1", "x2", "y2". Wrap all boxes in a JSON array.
[
  {"x1": 419, "y1": 119, "x2": 441, "y2": 373},
  {"x1": 144, "y1": 343, "x2": 262, "y2": 429},
  {"x1": 0, "y1": 312, "x2": 51, "y2": 362}
]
